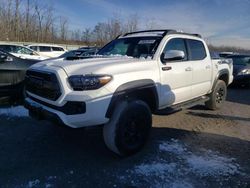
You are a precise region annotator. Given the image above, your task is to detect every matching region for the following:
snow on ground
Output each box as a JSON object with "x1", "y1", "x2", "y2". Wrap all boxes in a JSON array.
[
  {"x1": 27, "y1": 179, "x2": 40, "y2": 187},
  {"x1": 0, "y1": 106, "x2": 29, "y2": 117},
  {"x1": 118, "y1": 138, "x2": 244, "y2": 187},
  {"x1": 134, "y1": 162, "x2": 176, "y2": 177},
  {"x1": 187, "y1": 152, "x2": 241, "y2": 177},
  {"x1": 19, "y1": 139, "x2": 245, "y2": 187}
]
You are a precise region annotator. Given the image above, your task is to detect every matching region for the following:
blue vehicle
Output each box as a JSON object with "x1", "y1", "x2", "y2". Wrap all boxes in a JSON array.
[{"x1": 227, "y1": 55, "x2": 250, "y2": 87}]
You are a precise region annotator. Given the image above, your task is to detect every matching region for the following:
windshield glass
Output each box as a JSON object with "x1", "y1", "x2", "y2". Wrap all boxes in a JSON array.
[
  {"x1": 97, "y1": 37, "x2": 162, "y2": 59},
  {"x1": 231, "y1": 56, "x2": 250, "y2": 65}
]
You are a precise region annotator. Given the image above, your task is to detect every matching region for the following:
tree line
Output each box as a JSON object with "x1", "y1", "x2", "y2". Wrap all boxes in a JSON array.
[
  {"x1": 0, "y1": 0, "x2": 249, "y2": 53},
  {"x1": 0, "y1": 0, "x2": 141, "y2": 46}
]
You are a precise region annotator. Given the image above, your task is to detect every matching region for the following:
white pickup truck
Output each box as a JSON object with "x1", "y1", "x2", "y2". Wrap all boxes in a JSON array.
[{"x1": 24, "y1": 30, "x2": 233, "y2": 156}]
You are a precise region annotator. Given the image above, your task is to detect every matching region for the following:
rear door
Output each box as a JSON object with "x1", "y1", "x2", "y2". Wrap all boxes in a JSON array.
[
  {"x1": 159, "y1": 38, "x2": 193, "y2": 107},
  {"x1": 186, "y1": 39, "x2": 212, "y2": 98},
  {"x1": 38, "y1": 46, "x2": 52, "y2": 58}
]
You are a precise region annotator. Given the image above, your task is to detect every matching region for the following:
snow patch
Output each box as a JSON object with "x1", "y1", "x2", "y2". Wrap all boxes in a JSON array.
[
  {"x1": 117, "y1": 139, "x2": 243, "y2": 187},
  {"x1": 187, "y1": 153, "x2": 241, "y2": 177},
  {"x1": 27, "y1": 179, "x2": 40, "y2": 187},
  {"x1": 0, "y1": 106, "x2": 28, "y2": 117},
  {"x1": 45, "y1": 183, "x2": 53, "y2": 188},
  {"x1": 134, "y1": 162, "x2": 176, "y2": 177},
  {"x1": 159, "y1": 139, "x2": 187, "y2": 155}
]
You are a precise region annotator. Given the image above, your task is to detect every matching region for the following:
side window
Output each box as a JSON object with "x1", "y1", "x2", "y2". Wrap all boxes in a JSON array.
[
  {"x1": 30, "y1": 46, "x2": 38, "y2": 51},
  {"x1": 187, "y1": 39, "x2": 206, "y2": 60},
  {"x1": 163, "y1": 38, "x2": 187, "y2": 61},
  {"x1": 39, "y1": 46, "x2": 51, "y2": 52},
  {"x1": 52, "y1": 47, "x2": 64, "y2": 51}
]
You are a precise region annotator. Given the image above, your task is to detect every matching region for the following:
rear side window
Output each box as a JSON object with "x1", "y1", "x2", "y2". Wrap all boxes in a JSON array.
[
  {"x1": 30, "y1": 46, "x2": 38, "y2": 51},
  {"x1": 163, "y1": 38, "x2": 188, "y2": 61},
  {"x1": 187, "y1": 39, "x2": 206, "y2": 60},
  {"x1": 52, "y1": 47, "x2": 64, "y2": 51},
  {"x1": 39, "y1": 46, "x2": 51, "y2": 52}
]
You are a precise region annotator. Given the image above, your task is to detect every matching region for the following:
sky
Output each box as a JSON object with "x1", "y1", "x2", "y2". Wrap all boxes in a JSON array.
[{"x1": 44, "y1": 0, "x2": 250, "y2": 49}]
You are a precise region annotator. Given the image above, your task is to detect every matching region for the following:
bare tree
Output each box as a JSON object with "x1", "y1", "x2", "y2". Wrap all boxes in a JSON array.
[
  {"x1": 124, "y1": 14, "x2": 139, "y2": 33},
  {"x1": 14, "y1": 0, "x2": 20, "y2": 41},
  {"x1": 59, "y1": 16, "x2": 68, "y2": 42},
  {"x1": 81, "y1": 28, "x2": 92, "y2": 46}
]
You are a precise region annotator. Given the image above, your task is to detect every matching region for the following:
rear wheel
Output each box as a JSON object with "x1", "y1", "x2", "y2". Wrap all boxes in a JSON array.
[
  {"x1": 103, "y1": 100, "x2": 152, "y2": 156},
  {"x1": 205, "y1": 80, "x2": 227, "y2": 110}
]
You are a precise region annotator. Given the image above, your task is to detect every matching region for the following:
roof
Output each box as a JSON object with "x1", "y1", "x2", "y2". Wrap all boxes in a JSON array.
[
  {"x1": 28, "y1": 44, "x2": 65, "y2": 48},
  {"x1": 121, "y1": 29, "x2": 202, "y2": 38}
]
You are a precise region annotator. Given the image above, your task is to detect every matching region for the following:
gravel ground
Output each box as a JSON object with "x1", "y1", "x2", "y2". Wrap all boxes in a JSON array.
[{"x1": 0, "y1": 87, "x2": 249, "y2": 188}]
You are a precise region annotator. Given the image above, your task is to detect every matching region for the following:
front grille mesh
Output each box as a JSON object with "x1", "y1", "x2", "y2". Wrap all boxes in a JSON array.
[{"x1": 25, "y1": 70, "x2": 61, "y2": 101}]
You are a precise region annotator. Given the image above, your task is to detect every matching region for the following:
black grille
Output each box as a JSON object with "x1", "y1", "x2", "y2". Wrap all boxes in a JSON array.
[{"x1": 25, "y1": 70, "x2": 61, "y2": 101}]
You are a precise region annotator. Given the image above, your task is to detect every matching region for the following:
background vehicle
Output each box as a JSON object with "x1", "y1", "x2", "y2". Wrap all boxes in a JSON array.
[
  {"x1": 58, "y1": 47, "x2": 99, "y2": 59},
  {"x1": 47, "y1": 47, "x2": 99, "y2": 61},
  {"x1": 227, "y1": 54, "x2": 250, "y2": 87},
  {"x1": 28, "y1": 44, "x2": 67, "y2": 58},
  {"x1": 219, "y1": 52, "x2": 238, "y2": 58},
  {"x1": 0, "y1": 44, "x2": 47, "y2": 60},
  {"x1": 24, "y1": 30, "x2": 233, "y2": 156},
  {"x1": 0, "y1": 50, "x2": 40, "y2": 99}
]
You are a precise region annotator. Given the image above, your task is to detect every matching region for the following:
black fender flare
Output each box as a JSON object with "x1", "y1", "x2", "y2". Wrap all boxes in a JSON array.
[
  {"x1": 105, "y1": 79, "x2": 159, "y2": 118},
  {"x1": 212, "y1": 69, "x2": 229, "y2": 90}
]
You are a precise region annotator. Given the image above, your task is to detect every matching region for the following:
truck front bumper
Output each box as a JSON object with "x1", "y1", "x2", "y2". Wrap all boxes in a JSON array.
[{"x1": 24, "y1": 96, "x2": 111, "y2": 128}]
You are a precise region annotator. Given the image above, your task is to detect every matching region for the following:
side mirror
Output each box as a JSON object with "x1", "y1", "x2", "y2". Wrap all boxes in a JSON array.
[
  {"x1": 0, "y1": 54, "x2": 7, "y2": 62},
  {"x1": 161, "y1": 50, "x2": 185, "y2": 63},
  {"x1": 0, "y1": 54, "x2": 13, "y2": 62}
]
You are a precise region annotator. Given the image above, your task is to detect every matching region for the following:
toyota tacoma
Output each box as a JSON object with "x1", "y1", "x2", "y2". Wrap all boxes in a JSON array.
[{"x1": 24, "y1": 30, "x2": 233, "y2": 156}]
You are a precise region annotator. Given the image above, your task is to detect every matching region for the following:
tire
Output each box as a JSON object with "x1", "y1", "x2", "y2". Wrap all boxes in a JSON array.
[
  {"x1": 205, "y1": 80, "x2": 227, "y2": 110},
  {"x1": 103, "y1": 100, "x2": 152, "y2": 156}
]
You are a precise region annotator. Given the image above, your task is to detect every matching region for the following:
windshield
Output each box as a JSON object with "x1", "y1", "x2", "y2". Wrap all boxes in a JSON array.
[
  {"x1": 97, "y1": 37, "x2": 162, "y2": 59},
  {"x1": 231, "y1": 56, "x2": 250, "y2": 65}
]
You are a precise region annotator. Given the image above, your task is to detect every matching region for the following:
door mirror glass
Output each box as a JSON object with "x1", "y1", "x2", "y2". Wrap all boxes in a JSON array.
[
  {"x1": 0, "y1": 54, "x2": 7, "y2": 62},
  {"x1": 161, "y1": 50, "x2": 185, "y2": 63},
  {"x1": 0, "y1": 54, "x2": 13, "y2": 63}
]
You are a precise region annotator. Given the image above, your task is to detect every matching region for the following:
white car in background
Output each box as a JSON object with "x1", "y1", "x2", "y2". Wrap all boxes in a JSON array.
[
  {"x1": 28, "y1": 44, "x2": 67, "y2": 58},
  {"x1": 0, "y1": 44, "x2": 47, "y2": 60}
]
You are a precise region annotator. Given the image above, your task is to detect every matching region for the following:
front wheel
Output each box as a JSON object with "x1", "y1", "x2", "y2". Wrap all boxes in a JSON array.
[
  {"x1": 103, "y1": 100, "x2": 152, "y2": 156},
  {"x1": 205, "y1": 80, "x2": 227, "y2": 110}
]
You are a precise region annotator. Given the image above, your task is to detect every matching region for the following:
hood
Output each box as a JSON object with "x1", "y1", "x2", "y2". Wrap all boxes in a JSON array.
[{"x1": 31, "y1": 56, "x2": 153, "y2": 76}]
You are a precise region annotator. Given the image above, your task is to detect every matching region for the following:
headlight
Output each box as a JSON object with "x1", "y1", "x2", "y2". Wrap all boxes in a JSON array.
[
  {"x1": 238, "y1": 69, "x2": 250, "y2": 75},
  {"x1": 68, "y1": 74, "x2": 112, "y2": 91}
]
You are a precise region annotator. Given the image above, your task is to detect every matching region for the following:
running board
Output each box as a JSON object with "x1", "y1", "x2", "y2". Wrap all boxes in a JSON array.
[{"x1": 154, "y1": 96, "x2": 209, "y2": 115}]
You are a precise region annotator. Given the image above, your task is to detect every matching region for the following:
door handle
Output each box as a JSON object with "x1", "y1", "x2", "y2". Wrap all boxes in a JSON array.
[
  {"x1": 185, "y1": 67, "x2": 192, "y2": 71},
  {"x1": 162, "y1": 66, "x2": 172, "y2": 71},
  {"x1": 205, "y1": 65, "x2": 211, "y2": 69}
]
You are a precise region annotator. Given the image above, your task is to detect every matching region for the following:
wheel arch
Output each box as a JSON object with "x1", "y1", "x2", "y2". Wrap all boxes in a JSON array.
[
  {"x1": 212, "y1": 69, "x2": 229, "y2": 90},
  {"x1": 105, "y1": 79, "x2": 159, "y2": 118}
]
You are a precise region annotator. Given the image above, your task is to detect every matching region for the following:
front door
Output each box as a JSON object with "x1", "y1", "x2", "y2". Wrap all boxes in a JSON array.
[{"x1": 159, "y1": 38, "x2": 193, "y2": 107}]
